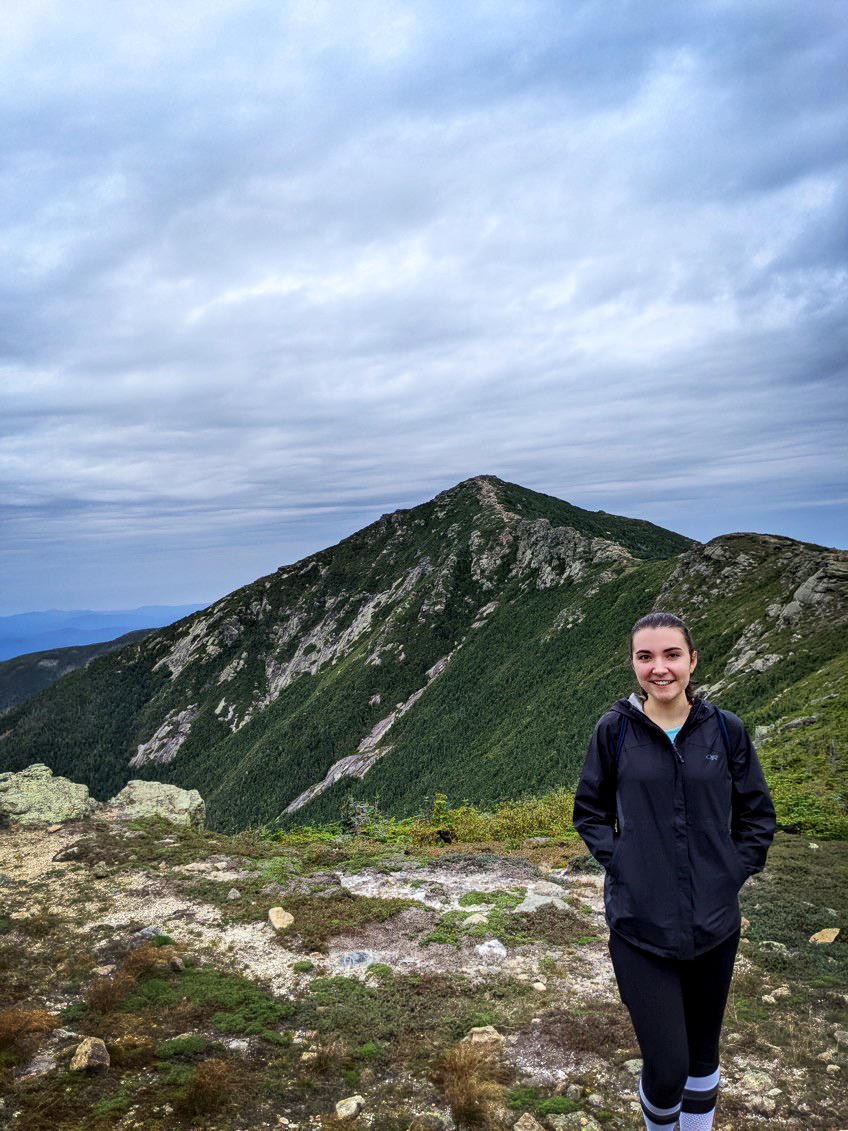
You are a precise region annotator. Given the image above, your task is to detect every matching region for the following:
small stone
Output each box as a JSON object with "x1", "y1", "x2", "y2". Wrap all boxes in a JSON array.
[
  {"x1": 566, "y1": 1084, "x2": 582, "y2": 1100},
  {"x1": 587, "y1": 1092, "x2": 604, "y2": 1106},
  {"x1": 47, "y1": 824, "x2": 62, "y2": 833},
  {"x1": 547, "y1": 1113, "x2": 602, "y2": 1129},
  {"x1": 268, "y1": 907, "x2": 294, "y2": 931},
  {"x1": 741, "y1": 1069, "x2": 772, "y2": 1093},
  {"x1": 513, "y1": 1115, "x2": 545, "y2": 1131},
  {"x1": 817, "y1": 1049, "x2": 836, "y2": 1062},
  {"x1": 463, "y1": 1025, "x2": 503, "y2": 1046},
  {"x1": 408, "y1": 1116, "x2": 449, "y2": 1131},
  {"x1": 169, "y1": 955, "x2": 184, "y2": 972},
  {"x1": 227, "y1": 888, "x2": 241, "y2": 901},
  {"x1": 70, "y1": 1037, "x2": 110, "y2": 1073},
  {"x1": 475, "y1": 938, "x2": 507, "y2": 960},
  {"x1": 133, "y1": 925, "x2": 168, "y2": 940},
  {"x1": 19, "y1": 1050, "x2": 57, "y2": 1079},
  {"x1": 158, "y1": 861, "x2": 167, "y2": 872},
  {"x1": 92, "y1": 964, "x2": 116, "y2": 977},
  {"x1": 810, "y1": 928, "x2": 840, "y2": 944},
  {"x1": 92, "y1": 863, "x2": 109, "y2": 878},
  {"x1": 532, "y1": 981, "x2": 547, "y2": 992},
  {"x1": 463, "y1": 913, "x2": 488, "y2": 925},
  {"x1": 740, "y1": 916, "x2": 750, "y2": 934},
  {"x1": 827, "y1": 1063, "x2": 841, "y2": 1074},
  {"x1": 622, "y1": 1058, "x2": 643, "y2": 1076},
  {"x1": 335, "y1": 1094, "x2": 365, "y2": 1120},
  {"x1": 223, "y1": 1038, "x2": 251, "y2": 1058},
  {"x1": 833, "y1": 1029, "x2": 848, "y2": 1046},
  {"x1": 751, "y1": 1095, "x2": 776, "y2": 1114},
  {"x1": 762, "y1": 993, "x2": 776, "y2": 1005},
  {"x1": 300, "y1": 1050, "x2": 319, "y2": 1063},
  {"x1": 772, "y1": 985, "x2": 791, "y2": 999}
]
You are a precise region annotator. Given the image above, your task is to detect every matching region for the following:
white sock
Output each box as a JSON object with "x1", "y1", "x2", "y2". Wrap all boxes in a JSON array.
[
  {"x1": 639, "y1": 1078, "x2": 681, "y2": 1130},
  {"x1": 679, "y1": 1067, "x2": 720, "y2": 1130}
]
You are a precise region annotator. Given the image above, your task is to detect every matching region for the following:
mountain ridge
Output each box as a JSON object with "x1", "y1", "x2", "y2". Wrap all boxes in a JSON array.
[{"x1": 1, "y1": 477, "x2": 845, "y2": 836}]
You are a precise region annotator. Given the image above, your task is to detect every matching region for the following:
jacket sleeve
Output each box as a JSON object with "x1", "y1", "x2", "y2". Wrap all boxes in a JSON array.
[
  {"x1": 572, "y1": 714, "x2": 618, "y2": 870},
  {"x1": 723, "y1": 709, "x2": 776, "y2": 876}
]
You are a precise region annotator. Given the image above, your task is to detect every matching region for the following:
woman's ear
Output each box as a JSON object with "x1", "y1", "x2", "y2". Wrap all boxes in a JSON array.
[{"x1": 689, "y1": 649, "x2": 698, "y2": 674}]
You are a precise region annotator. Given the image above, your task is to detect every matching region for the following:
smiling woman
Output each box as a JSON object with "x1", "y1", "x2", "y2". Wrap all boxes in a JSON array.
[{"x1": 572, "y1": 611, "x2": 775, "y2": 1131}]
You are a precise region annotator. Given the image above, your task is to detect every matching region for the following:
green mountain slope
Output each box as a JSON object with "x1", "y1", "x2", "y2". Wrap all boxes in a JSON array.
[
  {"x1": 0, "y1": 630, "x2": 150, "y2": 715},
  {"x1": 1, "y1": 477, "x2": 845, "y2": 835}
]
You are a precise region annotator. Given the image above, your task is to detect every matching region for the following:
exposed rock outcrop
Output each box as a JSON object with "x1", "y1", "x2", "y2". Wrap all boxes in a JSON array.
[
  {"x1": 0, "y1": 764, "x2": 98, "y2": 824},
  {"x1": 99, "y1": 780, "x2": 205, "y2": 827}
]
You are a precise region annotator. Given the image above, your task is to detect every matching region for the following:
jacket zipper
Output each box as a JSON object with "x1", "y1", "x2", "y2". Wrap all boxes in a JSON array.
[{"x1": 624, "y1": 703, "x2": 711, "y2": 764}]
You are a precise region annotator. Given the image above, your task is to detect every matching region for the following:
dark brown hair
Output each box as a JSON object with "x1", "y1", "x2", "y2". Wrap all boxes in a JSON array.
[{"x1": 629, "y1": 612, "x2": 697, "y2": 703}]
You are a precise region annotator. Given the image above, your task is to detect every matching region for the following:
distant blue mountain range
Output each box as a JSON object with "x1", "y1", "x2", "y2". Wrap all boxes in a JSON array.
[{"x1": 0, "y1": 605, "x2": 206, "y2": 661}]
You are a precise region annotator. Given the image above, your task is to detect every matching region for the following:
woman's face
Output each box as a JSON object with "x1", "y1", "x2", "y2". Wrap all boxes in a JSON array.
[{"x1": 631, "y1": 626, "x2": 697, "y2": 711}]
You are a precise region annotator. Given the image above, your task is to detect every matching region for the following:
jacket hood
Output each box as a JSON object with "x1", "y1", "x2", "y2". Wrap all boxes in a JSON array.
[{"x1": 609, "y1": 694, "x2": 713, "y2": 724}]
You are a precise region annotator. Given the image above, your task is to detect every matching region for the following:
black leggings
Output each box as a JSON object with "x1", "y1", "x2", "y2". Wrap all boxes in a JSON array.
[{"x1": 608, "y1": 928, "x2": 740, "y2": 1109}]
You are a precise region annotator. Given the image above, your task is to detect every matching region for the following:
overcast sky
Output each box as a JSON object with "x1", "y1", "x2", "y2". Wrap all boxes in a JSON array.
[{"x1": 2, "y1": 0, "x2": 846, "y2": 614}]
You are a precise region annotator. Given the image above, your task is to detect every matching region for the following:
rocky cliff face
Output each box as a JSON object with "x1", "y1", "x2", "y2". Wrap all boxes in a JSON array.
[{"x1": 1, "y1": 477, "x2": 845, "y2": 835}]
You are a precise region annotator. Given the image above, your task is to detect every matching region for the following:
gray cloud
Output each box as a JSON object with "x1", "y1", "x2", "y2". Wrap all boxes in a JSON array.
[{"x1": 1, "y1": 0, "x2": 846, "y2": 612}]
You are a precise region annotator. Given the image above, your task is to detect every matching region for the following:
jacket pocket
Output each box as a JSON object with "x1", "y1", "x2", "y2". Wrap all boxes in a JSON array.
[
  {"x1": 608, "y1": 834, "x2": 623, "y2": 878},
  {"x1": 727, "y1": 836, "x2": 749, "y2": 885}
]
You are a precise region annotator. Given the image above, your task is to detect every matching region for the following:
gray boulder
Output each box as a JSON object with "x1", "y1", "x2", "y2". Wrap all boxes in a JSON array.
[
  {"x1": 0, "y1": 764, "x2": 98, "y2": 824},
  {"x1": 100, "y1": 780, "x2": 205, "y2": 827}
]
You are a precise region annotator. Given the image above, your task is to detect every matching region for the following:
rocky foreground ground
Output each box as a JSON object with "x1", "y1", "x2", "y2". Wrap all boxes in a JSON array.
[{"x1": 1, "y1": 805, "x2": 847, "y2": 1130}]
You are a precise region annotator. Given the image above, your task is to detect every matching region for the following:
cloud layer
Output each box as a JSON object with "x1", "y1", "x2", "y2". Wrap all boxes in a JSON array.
[{"x1": 2, "y1": 0, "x2": 846, "y2": 611}]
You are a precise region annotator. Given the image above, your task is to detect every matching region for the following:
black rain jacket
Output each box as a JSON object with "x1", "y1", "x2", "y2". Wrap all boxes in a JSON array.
[{"x1": 572, "y1": 695, "x2": 775, "y2": 960}]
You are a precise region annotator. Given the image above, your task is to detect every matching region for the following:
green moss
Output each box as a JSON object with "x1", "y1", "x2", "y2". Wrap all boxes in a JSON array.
[
  {"x1": 278, "y1": 890, "x2": 416, "y2": 951},
  {"x1": 155, "y1": 1034, "x2": 207, "y2": 1058}
]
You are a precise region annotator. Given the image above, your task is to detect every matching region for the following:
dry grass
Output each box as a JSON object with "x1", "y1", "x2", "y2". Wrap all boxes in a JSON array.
[
  {"x1": 86, "y1": 942, "x2": 167, "y2": 1012},
  {"x1": 430, "y1": 1042, "x2": 510, "y2": 1128},
  {"x1": 176, "y1": 1057, "x2": 234, "y2": 1115},
  {"x1": 532, "y1": 998, "x2": 633, "y2": 1057},
  {"x1": 303, "y1": 1038, "x2": 347, "y2": 1075},
  {"x1": 0, "y1": 1006, "x2": 55, "y2": 1050}
]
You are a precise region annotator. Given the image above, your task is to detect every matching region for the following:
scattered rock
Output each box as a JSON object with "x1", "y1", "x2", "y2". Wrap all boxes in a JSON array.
[
  {"x1": 475, "y1": 938, "x2": 507, "y2": 960},
  {"x1": 514, "y1": 890, "x2": 567, "y2": 914},
  {"x1": 0, "y1": 765, "x2": 98, "y2": 824},
  {"x1": 335, "y1": 1094, "x2": 365, "y2": 1120},
  {"x1": 338, "y1": 950, "x2": 375, "y2": 968},
  {"x1": 18, "y1": 1050, "x2": 57, "y2": 1080},
  {"x1": 547, "y1": 1113, "x2": 602, "y2": 1130},
  {"x1": 227, "y1": 888, "x2": 241, "y2": 901},
  {"x1": 408, "y1": 1115, "x2": 449, "y2": 1131},
  {"x1": 99, "y1": 780, "x2": 205, "y2": 827},
  {"x1": 513, "y1": 1116, "x2": 545, "y2": 1131},
  {"x1": 132, "y1": 925, "x2": 169, "y2": 941},
  {"x1": 70, "y1": 1037, "x2": 110, "y2": 1073},
  {"x1": 827, "y1": 1064, "x2": 841, "y2": 1075},
  {"x1": 810, "y1": 928, "x2": 840, "y2": 944},
  {"x1": 741, "y1": 1069, "x2": 772, "y2": 1093},
  {"x1": 462, "y1": 1025, "x2": 504, "y2": 1047},
  {"x1": 740, "y1": 916, "x2": 750, "y2": 934},
  {"x1": 269, "y1": 907, "x2": 294, "y2": 931},
  {"x1": 92, "y1": 863, "x2": 109, "y2": 878},
  {"x1": 463, "y1": 913, "x2": 488, "y2": 925},
  {"x1": 169, "y1": 955, "x2": 185, "y2": 972},
  {"x1": 532, "y1": 981, "x2": 547, "y2": 992},
  {"x1": 833, "y1": 1029, "x2": 848, "y2": 1047},
  {"x1": 622, "y1": 1059, "x2": 642, "y2": 1076},
  {"x1": 223, "y1": 1038, "x2": 251, "y2": 1058}
]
